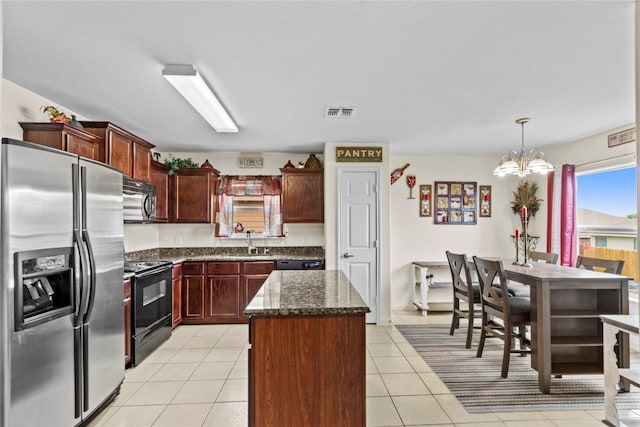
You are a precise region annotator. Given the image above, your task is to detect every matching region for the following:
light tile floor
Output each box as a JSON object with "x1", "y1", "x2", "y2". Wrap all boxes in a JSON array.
[{"x1": 88, "y1": 311, "x2": 639, "y2": 426}]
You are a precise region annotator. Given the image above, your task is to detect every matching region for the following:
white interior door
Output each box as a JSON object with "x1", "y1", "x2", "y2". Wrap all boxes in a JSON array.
[{"x1": 338, "y1": 169, "x2": 379, "y2": 323}]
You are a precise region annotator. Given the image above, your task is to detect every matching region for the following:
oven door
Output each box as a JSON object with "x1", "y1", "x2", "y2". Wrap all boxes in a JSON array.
[{"x1": 132, "y1": 266, "x2": 172, "y2": 338}]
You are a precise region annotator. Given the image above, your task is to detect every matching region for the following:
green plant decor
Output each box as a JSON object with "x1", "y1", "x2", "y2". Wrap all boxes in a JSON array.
[
  {"x1": 510, "y1": 180, "x2": 542, "y2": 217},
  {"x1": 163, "y1": 154, "x2": 200, "y2": 175}
]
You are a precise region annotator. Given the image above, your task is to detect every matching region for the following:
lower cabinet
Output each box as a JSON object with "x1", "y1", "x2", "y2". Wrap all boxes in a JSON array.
[
  {"x1": 124, "y1": 278, "x2": 132, "y2": 366},
  {"x1": 172, "y1": 263, "x2": 183, "y2": 329},
  {"x1": 182, "y1": 260, "x2": 274, "y2": 324}
]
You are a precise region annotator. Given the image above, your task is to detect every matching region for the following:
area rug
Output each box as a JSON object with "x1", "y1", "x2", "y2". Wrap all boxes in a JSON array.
[{"x1": 396, "y1": 324, "x2": 640, "y2": 413}]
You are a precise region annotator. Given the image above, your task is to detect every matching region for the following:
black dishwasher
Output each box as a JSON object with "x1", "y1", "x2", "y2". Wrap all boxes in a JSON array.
[{"x1": 275, "y1": 260, "x2": 324, "y2": 270}]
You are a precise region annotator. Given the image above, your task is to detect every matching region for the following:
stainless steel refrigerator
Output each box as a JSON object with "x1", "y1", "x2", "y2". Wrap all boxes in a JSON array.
[{"x1": 1, "y1": 138, "x2": 125, "y2": 426}]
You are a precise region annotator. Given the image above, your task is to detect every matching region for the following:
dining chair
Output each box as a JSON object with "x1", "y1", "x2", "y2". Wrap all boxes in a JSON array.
[
  {"x1": 529, "y1": 251, "x2": 559, "y2": 264},
  {"x1": 473, "y1": 256, "x2": 531, "y2": 378},
  {"x1": 445, "y1": 251, "x2": 481, "y2": 349},
  {"x1": 576, "y1": 255, "x2": 624, "y2": 274}
]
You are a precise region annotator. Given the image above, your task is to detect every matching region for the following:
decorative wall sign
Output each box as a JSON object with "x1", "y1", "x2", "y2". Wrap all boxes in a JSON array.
[
  {"x1": 608, "y1": 128, "x2": 635, "y2": 148},
  {"x1": 239, "y1": 155, "x2": 264, "y2": 168},
  {"x1": 434, "y1": 181, "x2": 477, "y2": 224},
  {"x1": 336, "y1": 146, "x2": 383, "y2": 162},
  {"x1": 479, "y1": 185, "x2": 491, "y2": 217},
  {"x1": 419, "y1": 185, "x2": 432, "y2": 217}
]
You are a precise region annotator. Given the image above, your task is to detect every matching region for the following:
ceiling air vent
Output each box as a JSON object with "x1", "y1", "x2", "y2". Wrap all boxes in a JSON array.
[{"x1": 325, "y1": 107, "x2": 356, "y2": 119}]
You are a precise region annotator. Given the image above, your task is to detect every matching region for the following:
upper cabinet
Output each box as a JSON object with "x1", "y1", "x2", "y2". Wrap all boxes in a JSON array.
[
  {"x1": 20, "y1": 122, "x2": 101, "y2": 161},
  {"x1": 170, "y1": 167, "x2": 220, "y2": 223},
  {"x1": 150, "y1": 160, "x2": 171, "y2": 223},
  {"x1": 80, "y1": 121, "x2": 153, "y2": 183},
  {"x1": 280, "y1": 168, "x2": 324, "y2": 223}
]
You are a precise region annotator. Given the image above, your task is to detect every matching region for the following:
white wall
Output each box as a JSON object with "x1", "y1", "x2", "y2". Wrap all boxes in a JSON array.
[
  {"x1": 1, "y1": 78, "x2": 88, "y2": 140},
  {"x1": 387, "y1": 153, "x2": 544, "y2": 311}
]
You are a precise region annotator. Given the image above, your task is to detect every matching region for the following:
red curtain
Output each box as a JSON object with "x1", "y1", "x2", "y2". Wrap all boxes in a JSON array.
[{"x1": 546, "y1": 164, "x2": 577, "y2": 266}]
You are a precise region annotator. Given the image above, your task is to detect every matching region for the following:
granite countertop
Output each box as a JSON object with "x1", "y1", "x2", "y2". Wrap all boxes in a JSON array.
[
  {"x1": 126, "y1": 246, "x2": 324, "y2": 265},
  {"x1": 244, "y1": 270, "x2": 370, "y2": 316}
]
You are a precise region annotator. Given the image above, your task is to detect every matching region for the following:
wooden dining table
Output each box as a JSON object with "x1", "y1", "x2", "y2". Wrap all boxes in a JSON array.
[{"x1": 502, "y1": 261, "x2": 630, "y2": 394}]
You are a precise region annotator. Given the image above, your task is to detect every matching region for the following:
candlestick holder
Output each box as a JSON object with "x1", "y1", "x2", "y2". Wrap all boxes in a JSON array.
[
  {"x1": 521, "y1": 215, "x2": 532, "y2": 267},
  {"x1": 513, "y1": 232, "x2": 520, "y2": 265}
]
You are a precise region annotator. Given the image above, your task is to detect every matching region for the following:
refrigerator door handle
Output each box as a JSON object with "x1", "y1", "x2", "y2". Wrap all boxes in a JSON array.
[
  {"x1": 81, "y1": 231, "x2": 97, "y2": 322},
  {"x1": 81, "y1": 167, "x2": 97, "y2": 322}
]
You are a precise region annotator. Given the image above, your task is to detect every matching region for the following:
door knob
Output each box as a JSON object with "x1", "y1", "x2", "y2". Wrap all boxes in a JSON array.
[{"x1": 343, "y1": 252, "x2": 354, "y2": 258}]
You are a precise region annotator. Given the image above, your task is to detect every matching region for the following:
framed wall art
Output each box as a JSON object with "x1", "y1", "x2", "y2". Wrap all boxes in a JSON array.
[
  {"x1": 419, "y1": 184, "x2": 432, "y2": 217},
  {"x1": 434, "y1": 181, "x2": 477, "y2": 224},
  {"x1": 479, "y1": 185, "x2": 491, "y2": 217}
]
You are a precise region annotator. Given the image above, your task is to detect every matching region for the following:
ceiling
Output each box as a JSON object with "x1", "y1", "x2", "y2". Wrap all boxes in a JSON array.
[{"x1": 3, "y1": 1, "x2": 635, "y2": 155}]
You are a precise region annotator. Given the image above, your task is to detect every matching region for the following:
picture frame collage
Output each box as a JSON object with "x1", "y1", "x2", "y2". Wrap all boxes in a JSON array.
[{"x1": 434, "y1": 181, "x2": 477, "y2": 224}]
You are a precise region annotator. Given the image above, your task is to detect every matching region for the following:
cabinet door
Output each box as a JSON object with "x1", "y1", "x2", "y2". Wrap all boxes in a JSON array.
[
  {"x1": 108, "y1": 132, "x2": 133, "y2": 177},
  {"x1": 243, "y1": 274, "x2": 270, "y2": 320},
  {"x1": 206, "y1": 275, "x2": 241, "y2": 321},
  {"x1": 132, "y1": 143, "x2": 151, "y2": 182},
  {"x1": 150, "y1": 161, "x2": 170, "y2": 222},
  {"x1": 282, "y1": 169, "x2": 324, "y2": 223},
  {"x1": 172, "y1": 263, "x2": 183, "y2": 329},
  {"x1": 171, "y1": 169, "x2": 217, "y2": 223},
  {"x1": 66, "y1": 133, "x2": 98, "y2": 160},
  {"x1": 124, "y1": 279, "x2": 132, "y2": 365},
  {"x1": 182, "y1": 275, "x2": 205, "y2": 321}
]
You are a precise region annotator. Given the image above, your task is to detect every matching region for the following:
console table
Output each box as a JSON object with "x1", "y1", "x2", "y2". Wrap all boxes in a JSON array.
[
  {"x1": 411, "y1": 261, "x2": 451, "y2": 315},
  {"x1": 601, "y1": 314, "x2": 639, "y2": 427}
]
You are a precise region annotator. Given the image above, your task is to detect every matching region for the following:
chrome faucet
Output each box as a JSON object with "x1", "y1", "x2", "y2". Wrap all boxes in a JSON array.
[{"x1": 247, "y1": 231, "x2": 258, "y2": 255}]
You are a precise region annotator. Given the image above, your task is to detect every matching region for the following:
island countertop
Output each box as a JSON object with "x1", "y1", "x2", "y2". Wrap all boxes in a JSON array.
[{"x1": 244, "y1": 270, "x2": 370, "y2": 316}]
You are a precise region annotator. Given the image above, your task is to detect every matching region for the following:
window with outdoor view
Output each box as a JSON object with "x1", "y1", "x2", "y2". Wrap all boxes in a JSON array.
[{"x1": 576, "y1": 166, "x2": 637, "y2": 282}]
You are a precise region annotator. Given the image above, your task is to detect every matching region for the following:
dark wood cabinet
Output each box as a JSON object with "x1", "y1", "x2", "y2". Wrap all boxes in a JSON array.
[
  {"x1": 150, "y1": 160, "x2": 171, "y2": 222},
  {"x1": 249, "y1": 314, "x2": 366, "y2": 426},
  {"x1": 181, "y1": 260, "x2": 274, "y2": 324},
  {"x1": 243, "y1": 261, "x2": 275, "y2": 320},
  {"x1": 170, "y1": 168, "x2": 219, "y2": 223},
  {"x1": 182, "y1": 262, "x2": 206, "y2": 321},
  {"x1": 172, "y1": 263, "x2": 183, "y2": 329},
  {"x1": 280, "y1": 168, "x2": 324, "y2": 223},
  {"x1": 80, "y1": 121, "x2": 154, "y2": 182},
  {"x1": 20, "y1": 122, "x2": 101, "y2": 161},
  {"x1": 124, "y1": 278, "x2": 132, "y2": 366}
]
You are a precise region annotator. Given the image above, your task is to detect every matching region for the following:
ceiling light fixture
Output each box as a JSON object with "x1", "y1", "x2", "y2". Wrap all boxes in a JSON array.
[
  {"x1": 493, "y1": 118, "x2": 554, "y2": 177},
  {"x1": 162, "y1": 64, "x2": 238, "y2": 133}
]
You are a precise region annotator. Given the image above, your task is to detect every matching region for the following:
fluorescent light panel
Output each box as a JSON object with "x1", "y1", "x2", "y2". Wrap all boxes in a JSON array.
[{"x1": 163, "y1": 64, "x2": 238, "y2": 133}]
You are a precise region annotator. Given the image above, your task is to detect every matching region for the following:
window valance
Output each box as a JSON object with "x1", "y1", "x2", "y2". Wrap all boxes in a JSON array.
[{"x1": 217, "y1": 175, "x2": 282, "y2": 196}]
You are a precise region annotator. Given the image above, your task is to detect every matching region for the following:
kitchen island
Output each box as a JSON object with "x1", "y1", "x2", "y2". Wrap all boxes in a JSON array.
[{"x1": 245, "y1": 270, "x2": 370, "y2": 427}]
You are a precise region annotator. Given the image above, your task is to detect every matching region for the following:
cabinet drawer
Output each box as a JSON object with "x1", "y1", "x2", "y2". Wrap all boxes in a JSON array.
[
  {"x1": 183, "y1": 262, "x2": 205, "y2": 275},
  {"x1": 172, "y1": 263, "x2": 183, "y2": 278},
  {"x1": 208, "y1": 262, "x2": 240, "y2": 275},
  {"x1": 243, "y1": 261, "x2": 275, "y2": 275}
]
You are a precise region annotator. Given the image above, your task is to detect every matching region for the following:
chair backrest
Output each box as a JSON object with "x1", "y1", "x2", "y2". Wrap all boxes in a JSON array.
[
  {"x1": 576, "y1": 255, "x2": 624, "y2": 274},
  {"x1": 446, "y1": 251, "x2": 475, "y2": 302},
  {"x1": 530, "y1": 251, "x2": 559, "y2": 265},
  {"x1": 472, "y1": 256, "x2": 510, "y2": 318}
]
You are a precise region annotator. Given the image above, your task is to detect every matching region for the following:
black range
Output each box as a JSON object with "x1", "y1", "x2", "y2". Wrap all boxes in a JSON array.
[{"x1": 124, "y1": 260, "x2": 173, "y2": 366}]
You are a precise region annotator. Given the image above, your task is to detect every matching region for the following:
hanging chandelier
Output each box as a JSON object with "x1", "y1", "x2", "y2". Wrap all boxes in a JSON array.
[{"x1": 493, "y1": 118, "x2": 554, "y2": 177}]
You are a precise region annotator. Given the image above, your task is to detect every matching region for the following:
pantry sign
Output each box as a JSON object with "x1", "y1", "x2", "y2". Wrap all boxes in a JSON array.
[{"x1": 336, "y1": 147, "x2": 383, "y2": 162}]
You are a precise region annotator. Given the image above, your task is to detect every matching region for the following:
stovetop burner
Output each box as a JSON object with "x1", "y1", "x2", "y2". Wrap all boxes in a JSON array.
[{"x1": 124, "y1": 261, "x2": 172, "y2": 274}]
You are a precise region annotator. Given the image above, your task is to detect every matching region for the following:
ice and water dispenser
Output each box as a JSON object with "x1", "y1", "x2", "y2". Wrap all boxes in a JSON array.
[{"x1": 14, "y1": 248, "x2": 74, "y2": 331}]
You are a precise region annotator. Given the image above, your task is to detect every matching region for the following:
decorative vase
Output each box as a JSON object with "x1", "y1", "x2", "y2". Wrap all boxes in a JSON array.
[
  {"x1": 283, "y1": 160, "x2": 295, "y2": 169},
  {"x1": 304, "y1": 153, "x2": 322, "y2": 168},
  {"x1": 201, "y1": 159, "x2": 213, "y2": 169},
  {"x1": 68, "y1": 115, "x2": 83, "y2": 128}
]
